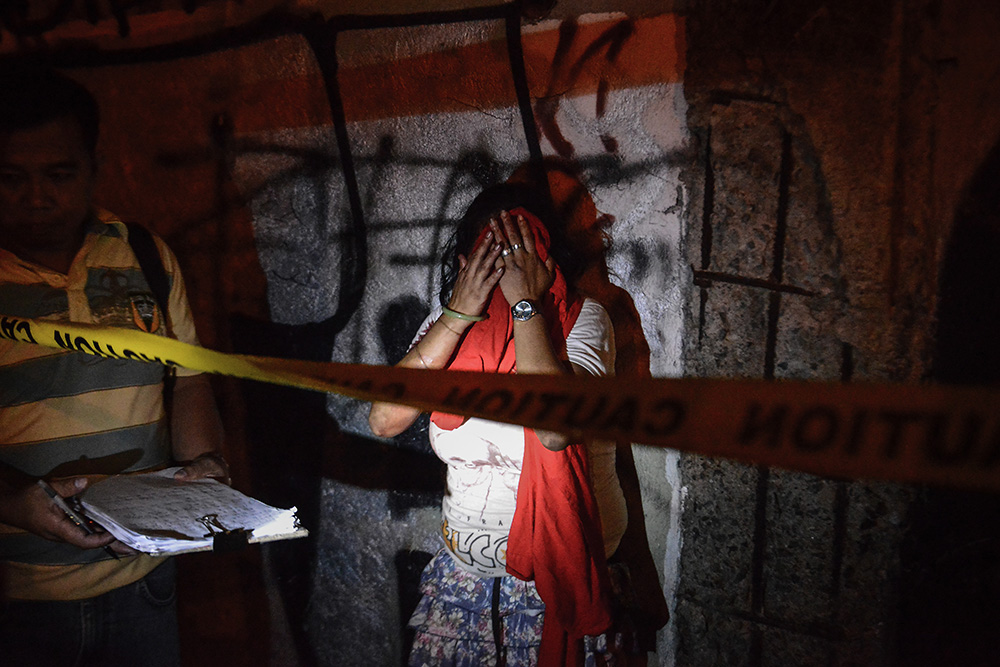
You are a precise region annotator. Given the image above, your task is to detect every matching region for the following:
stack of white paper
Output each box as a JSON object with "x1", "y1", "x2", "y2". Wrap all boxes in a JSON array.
[{"x1": 80, "y1": 468, "x2": 307, "y2": 555}]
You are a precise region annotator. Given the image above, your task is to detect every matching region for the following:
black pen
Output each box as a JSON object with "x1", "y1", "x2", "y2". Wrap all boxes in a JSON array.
[{"x1": 37, "y1": 479, "x2": 120, "y2": 560}]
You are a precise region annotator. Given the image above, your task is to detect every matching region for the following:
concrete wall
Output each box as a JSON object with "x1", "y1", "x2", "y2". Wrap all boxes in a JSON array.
[
  {"x1": 228, "y1": 15, "x2": 689, "y2": 665},
  {"x1": 678, "y1": 1, "x2": 1000, "y2": 665},
  {"x1": 5, "y1": 1, "x2": 1000, "y2": 665}
]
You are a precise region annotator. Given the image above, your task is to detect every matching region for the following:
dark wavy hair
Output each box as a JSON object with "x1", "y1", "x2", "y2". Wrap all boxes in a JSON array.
[
  {"x1": 0, "y1": 64, "x2": 99, "y2": 160},
  {"x1": 439, "y1": 181, "x2": 585, "y2": 306}
]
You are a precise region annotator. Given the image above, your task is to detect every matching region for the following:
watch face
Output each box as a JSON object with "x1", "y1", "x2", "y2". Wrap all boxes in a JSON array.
[{"x1": 512, "y1": 299, "x2": 536, "y2": 321}]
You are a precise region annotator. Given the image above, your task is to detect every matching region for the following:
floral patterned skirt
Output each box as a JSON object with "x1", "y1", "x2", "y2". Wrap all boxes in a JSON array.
[
  {"x1": 407, "y1": 549, "x2": 545, "y2": 667},
  {"x1": 407, "y1": 548, "x2": 626, "y2": 667}
]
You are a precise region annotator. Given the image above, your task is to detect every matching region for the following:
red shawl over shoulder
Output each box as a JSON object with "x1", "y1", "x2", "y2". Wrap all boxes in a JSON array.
[{"x1": 430, "y1": 208, "x2": 613, "y2": 666}]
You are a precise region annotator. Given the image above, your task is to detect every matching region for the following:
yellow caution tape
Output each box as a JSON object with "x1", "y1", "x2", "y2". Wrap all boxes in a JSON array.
[{"x1": 3, "y1": 314, "x2": 1000, "y2": 492}]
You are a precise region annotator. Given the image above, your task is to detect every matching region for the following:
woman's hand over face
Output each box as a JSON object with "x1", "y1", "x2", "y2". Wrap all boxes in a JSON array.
[
  {"x1": 493, "y1": 210, "x2": 555, "y2": 304},
  {"x1": 448, "y1": 229, "x2": 504, "y2": 317}
]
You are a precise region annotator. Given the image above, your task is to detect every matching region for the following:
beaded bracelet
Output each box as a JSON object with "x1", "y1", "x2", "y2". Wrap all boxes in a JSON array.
[{"x1": 442, "y1": 306, "x2": 485, "y2": 322}]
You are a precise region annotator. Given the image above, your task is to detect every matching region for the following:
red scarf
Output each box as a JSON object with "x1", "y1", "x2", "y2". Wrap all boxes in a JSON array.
[{"x1": 430, "y1": 208, "x2": 613, "y2": 665}]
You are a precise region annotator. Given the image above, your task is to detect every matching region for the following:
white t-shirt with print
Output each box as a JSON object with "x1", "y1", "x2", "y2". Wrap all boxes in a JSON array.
[{"x1": 419, "y1": 298, "x2": 627, "y2": 577}]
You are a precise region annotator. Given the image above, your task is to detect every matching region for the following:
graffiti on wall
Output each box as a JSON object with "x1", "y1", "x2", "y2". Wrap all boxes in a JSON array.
[
  {"x1": 1, "y1": 0, "x2": 172, "y2": 38},
  {"x1": 1, "y1": 9, "x2": 687, "y2": 664},
  {"x1": 0, "y1": 0, "x2": 284, "y2": 44},
  {"x1": 42, "y1": 9, "x2": 685, "y2": 386}
]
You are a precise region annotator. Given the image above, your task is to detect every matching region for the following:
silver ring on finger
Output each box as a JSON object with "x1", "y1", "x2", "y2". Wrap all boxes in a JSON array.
[
  {"x1": 500, "y1": 247, "x2": 512, "y2": 257},
  {"x1": 510, "y1": 243, "x2": 522, "y2": 252}
]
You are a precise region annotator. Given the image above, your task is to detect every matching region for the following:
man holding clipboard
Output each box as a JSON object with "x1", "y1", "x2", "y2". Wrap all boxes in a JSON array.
[{"x1": 0, "y1": 65, "x2": 228, "y2": 666}]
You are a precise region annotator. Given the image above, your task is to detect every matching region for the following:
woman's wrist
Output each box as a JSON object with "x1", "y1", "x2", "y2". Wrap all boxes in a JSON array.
[{"x1": 439, "y1": 303, "x2": 482, "y2": 334}]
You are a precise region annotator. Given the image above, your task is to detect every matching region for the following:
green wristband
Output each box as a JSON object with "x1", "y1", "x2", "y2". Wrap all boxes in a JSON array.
[{"x1": 442, "y1": 306, "x2": 485, "y2": 322}]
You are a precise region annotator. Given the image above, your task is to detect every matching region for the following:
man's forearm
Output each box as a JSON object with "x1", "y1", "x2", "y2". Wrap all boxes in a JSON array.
[{"x1": 170, "y1": 373, "x2": 225, "y2": 461}]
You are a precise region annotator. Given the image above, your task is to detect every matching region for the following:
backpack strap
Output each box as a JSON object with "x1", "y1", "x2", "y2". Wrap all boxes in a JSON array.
[
  {"x1": 124, "y1": 222, "x2": 177, "y2": 411},
  {"x1": 124, "y1": 222, "x2": 172, "y2": 337}
]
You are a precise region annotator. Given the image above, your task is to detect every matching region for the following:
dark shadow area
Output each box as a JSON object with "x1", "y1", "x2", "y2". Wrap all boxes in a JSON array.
[
  {"x1": 232, "y1": 307, "x2": 446, "y2": 666},
  {"x1": 320, "y1": 430, "x2": 445, "y2": 501},
  {"x1": 897, "y1": 141, "x2": 1000, "y2": 666},
  {"x1": 931, "y1": 146, "x2": 1000, "y2": 385},
  {"x1": 177, "y1": 548, "x2": 271, "y2": 666},
  {"x1": 230, "y1": 314, "x2": 343, "y2": 667},
  {"x1": 576, "y1": 214, "x2": 672, "y2": 652},
  {"x1": 396, "y1": 549, "x2": 435, "y2": 666}
]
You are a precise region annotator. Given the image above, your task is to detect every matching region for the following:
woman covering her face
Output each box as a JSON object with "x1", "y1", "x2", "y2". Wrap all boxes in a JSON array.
[{"x1": 369, "y1": 182, "x2": 632, "y2": 666}]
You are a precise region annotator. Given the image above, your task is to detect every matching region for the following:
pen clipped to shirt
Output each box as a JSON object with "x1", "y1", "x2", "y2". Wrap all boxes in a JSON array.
[{"x1": 37, "y1": 479, "x2": 120, "y2": 560}]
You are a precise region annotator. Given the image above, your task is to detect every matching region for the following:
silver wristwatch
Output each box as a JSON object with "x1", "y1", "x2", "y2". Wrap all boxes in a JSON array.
[{"x1": 511, "y1": 299, "x2": 539, "y2": 321}]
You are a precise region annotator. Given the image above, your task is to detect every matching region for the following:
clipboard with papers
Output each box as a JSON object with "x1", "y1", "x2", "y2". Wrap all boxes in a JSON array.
[{"x1": 78, "y1": 468, "x2": 308, "y2": 555}]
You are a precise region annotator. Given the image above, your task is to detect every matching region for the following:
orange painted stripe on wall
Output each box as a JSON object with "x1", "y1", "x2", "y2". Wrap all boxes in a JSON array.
[
  {"x1": 233, "y1": 14, "x2": 684, "y2": 132},
  {"x1": 338, "y1": 14, "x2": 684, "y2": 123}
]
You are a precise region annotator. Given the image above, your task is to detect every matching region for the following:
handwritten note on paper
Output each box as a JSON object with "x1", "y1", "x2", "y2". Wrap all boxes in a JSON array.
[{"x1": 80, "y1": 468, "x2": 306, "y2": 555}]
